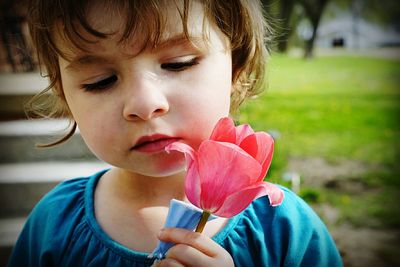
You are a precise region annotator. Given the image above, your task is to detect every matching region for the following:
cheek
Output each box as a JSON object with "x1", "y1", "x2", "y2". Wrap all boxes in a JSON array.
[
  {"x1": 192, "y1": 58, "x2": 232, "y2": 113},
  {"x1": 62, "y1": 90, "x2": 122, "y2": 159},
  {"x1": 76, "y1": 113, "x2": 117, "y2": 158},
  {"x1": 174, "y1": 61, "x2": 232, "y2": 142}
]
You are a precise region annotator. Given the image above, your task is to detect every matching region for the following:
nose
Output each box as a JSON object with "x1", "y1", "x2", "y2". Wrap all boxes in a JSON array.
[{"x1": 122, "y1": 72, "x2": 169, "y2": 121}]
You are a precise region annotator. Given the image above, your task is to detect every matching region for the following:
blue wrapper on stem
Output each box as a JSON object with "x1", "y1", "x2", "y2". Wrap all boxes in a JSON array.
[{"x1": 148, "y1": 199, "x2": 217, "y2": 259}]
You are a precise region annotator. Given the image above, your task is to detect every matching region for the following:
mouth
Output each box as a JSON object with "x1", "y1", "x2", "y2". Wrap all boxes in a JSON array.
[{"x1": 131, "y1": 134, "x2": 181, "y2": 153}]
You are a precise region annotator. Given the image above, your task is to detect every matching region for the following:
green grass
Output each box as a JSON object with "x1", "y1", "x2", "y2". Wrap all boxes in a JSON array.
[{"x1": 239, "y1": 53, "x2": 400, "y2": 227}]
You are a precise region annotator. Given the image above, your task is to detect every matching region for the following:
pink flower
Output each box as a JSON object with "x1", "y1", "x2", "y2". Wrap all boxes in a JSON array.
[{"x1": 166, "y1": 117, "x2": 284, "y2": 218}]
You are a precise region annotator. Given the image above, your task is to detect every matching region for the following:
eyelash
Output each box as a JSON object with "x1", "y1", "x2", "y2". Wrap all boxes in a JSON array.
[
  {"x1": 81, "y1": 58, "x2": 199, "y2": 92},
  {"x1": 82, "y1": 75, "x2": 118, "y2": 92},
  {"x1": 161, "y1": 57, "x2": 199, "y2": 71}
]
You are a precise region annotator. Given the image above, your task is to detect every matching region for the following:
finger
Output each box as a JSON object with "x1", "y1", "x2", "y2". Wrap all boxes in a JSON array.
[
  {"x1": 158, "y1": 258, "x2": 185, "y2": 267},
  {"x1": 158, "y1": 228, "x2": 220, "y2": 257},
  {"x1": 166, "y1": 243, "x2": 212, "y2": 267}
]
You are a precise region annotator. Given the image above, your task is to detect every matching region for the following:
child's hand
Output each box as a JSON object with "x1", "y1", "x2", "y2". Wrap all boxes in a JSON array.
[{"x1": 155, "y1": 228, "x2": 234, "y2": 267}]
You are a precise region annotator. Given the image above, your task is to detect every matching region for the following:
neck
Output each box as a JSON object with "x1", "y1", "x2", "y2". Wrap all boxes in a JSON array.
[
  {"x1": 93, "y1": 167, "x2": 229, "y2": 253},
  {"x1": 104, "y1": 167, "x2": 187, "y2": 208}
]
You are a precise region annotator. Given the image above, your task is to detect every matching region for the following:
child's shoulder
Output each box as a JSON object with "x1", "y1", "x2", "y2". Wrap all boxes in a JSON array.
[
  {"x1": 243, "y1": 185, "x2": 335, "y2": 247},
  {"x1": 249, "y1": 185, "x2": 331, "y2": 235},
  {"x1": 33, "y1": 176, "x2": 89, "y2": 217},
  {"x1": 8, "y1": 170, "x2": 109, "y2": 266},
  {"x1": 251, "y1": 185, "x2": 319, "y2": 220},
  {"x1": 31, "y1": 169, "x2": 106, "y2": 220},
  {"x1": 223, "y1": 186, "x2": 343, "y2": 266},
  {"x1": 226, "y1": 185, "x2": 328, "y2": 241}
]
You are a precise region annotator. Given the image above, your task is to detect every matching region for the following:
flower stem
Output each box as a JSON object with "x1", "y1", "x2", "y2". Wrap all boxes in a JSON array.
[{"x1": 195, "y1": 211, "x2": 211, "y2": 233}]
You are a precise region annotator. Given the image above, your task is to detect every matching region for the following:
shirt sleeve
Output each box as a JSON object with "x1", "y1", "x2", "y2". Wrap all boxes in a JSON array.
[
  {"x1": 274, "y1": 187, "x2": 343, "y2": 267},
  {"x1": 7, "y1": 211, "x2": 56, "y2": 267},
  {"x1": 221, "y1": 186, "x2": 343, "y2": 267},
  {"x1": 7, "y1": 197, "x2": 62, "y2": 267},
  {"x1": 7, "y1": 178, "x2": 87, "y2": 267}
]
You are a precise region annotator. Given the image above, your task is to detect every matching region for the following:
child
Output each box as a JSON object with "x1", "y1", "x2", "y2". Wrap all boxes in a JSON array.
[{"x1": 8, "y1": 0, "x2": 343, "y2": 266}]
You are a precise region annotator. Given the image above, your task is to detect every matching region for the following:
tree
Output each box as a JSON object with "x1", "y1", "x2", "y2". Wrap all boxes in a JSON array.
[
  {"x1": 297, "y1": 0, "x2": 330, "y2": 58},
  {"x1": 261, "y1": 0, "x2": 330, "y2": 57},
  {"x1": 262, "y1": 0, "x2": 296, "y2": 53},
  {"x1": 335, "y1": 0, "x2": 400, "y2": 29},
  {"x1": 0, "y1": 0, "x2": 34, "y2": 72}
]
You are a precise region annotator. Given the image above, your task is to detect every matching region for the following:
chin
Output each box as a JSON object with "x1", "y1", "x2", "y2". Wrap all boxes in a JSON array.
[
  {"x1": 117, "y1": 151, "x2": 187, "y2": 178},
  {"x1": 131, "y1": 163, "x2": 186, "y2": 178},
  {"x1": 153, "y1": 167, "x2": 186, "y2": 178},
  {"x1": 152, "y1": 157, "x2": 187, "y2": 177}
]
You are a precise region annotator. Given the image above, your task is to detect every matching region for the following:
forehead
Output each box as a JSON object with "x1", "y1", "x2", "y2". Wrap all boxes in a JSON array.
[{"x1": 55, "y1": 0, "x2": 212, "y2": 60}]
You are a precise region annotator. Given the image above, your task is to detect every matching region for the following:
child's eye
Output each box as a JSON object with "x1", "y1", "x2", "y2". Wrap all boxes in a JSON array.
[
  {"x1": 81, "y1": 75, "x2": 118, "y2": 92},
  {"x1": 161, "y1": 57, "x2": 199, "y2": 72}
]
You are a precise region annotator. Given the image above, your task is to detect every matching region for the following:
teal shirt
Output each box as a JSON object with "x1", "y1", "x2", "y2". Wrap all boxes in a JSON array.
[{"x1": 8, "y1": 170, "x2": 343, "y2": 267}]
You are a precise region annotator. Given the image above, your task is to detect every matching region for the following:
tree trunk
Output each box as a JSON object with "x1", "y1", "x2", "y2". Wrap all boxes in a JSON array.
[
  {"x1": 304, "y1": 16, "x2": 321, "y2": 59},
  {"x1": 277, "y1": 0, "x2": 295, "y2": 53},
  {"x1": 299, "y1": 0, "x2": 329, "y2": 59},
  {"x1": 261, "y1": 0, "x2": 295, "y2": 53}
]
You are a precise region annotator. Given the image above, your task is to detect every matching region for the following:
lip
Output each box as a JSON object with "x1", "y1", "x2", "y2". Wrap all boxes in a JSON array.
[{"x1": 131, "y1": 134, "x2": 180, "y2": 153}]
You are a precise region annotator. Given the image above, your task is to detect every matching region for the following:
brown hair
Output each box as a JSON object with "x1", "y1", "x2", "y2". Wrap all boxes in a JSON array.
[{"x1": 27, "y1": 0, "x2": 272, "y2": 146}]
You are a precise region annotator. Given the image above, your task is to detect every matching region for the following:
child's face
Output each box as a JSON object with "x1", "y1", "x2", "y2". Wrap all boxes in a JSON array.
[{"x1": 58, "y1": 2, "x2": 232, "y2": 177}]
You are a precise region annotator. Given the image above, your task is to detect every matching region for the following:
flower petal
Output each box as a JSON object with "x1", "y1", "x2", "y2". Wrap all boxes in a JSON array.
[
  {"x1": 239, "y1": 132, "x2": 274, "y2": 181},
  {"x1": 209, "y1": 117, "x2": 236, "y2": 143},
  {"x1": 264, "y1": 182, "x2": 285, "y2": 206},
  {"x1": 197, "y1": 140, "x2": 261, "y2": 212},
  {"x1": 213, "y1": 182, "x2": 284, "y2": 217},
  {"x1": 235, "y1": 124, "x2": 254, "y2": 144},
  {"x1": 165, "y1": 142, "x2": 195, "y2": 161},
  {"x1": 166, "y1": 142, "x2": 201, "y2": 207}
]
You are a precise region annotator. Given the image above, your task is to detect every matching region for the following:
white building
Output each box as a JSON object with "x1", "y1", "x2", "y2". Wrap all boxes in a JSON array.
[
  {"x1": 296, "y1": 3, "x2": 400, "y2": 50},
  {"x1": 315, "y1": 12, "x2": 400, "y2": 49}
]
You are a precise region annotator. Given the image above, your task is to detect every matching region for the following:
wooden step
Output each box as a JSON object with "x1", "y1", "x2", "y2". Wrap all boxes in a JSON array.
[
  {"x1": 0, "y1": 72, "x2": 48, "y2": 121},
  {"x1": 0, "y1": 217, "x2": 26, "y2": 267},
  {"x1": 0, "y1": 119, "x2": 96, "y2": 162},
  {"x1": 0, "y1": 161, "x2": 110, "y2": 217}
]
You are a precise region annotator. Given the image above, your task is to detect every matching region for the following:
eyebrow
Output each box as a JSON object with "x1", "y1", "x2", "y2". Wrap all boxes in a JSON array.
[
  {"x1": 64, "y1": 34, "x2": 205, "y2": 71},
  {"x1": 65, "y1": 55, "x2": 113, "y2": 71},
  {"x1": 155, "y1": 34, "x2": 205, "y2": 50}
]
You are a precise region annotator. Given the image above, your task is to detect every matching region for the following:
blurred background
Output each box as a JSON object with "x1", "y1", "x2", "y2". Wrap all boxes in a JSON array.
[{"x1": 0, "y1": 0, "x2": 399, "y2": 266}]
